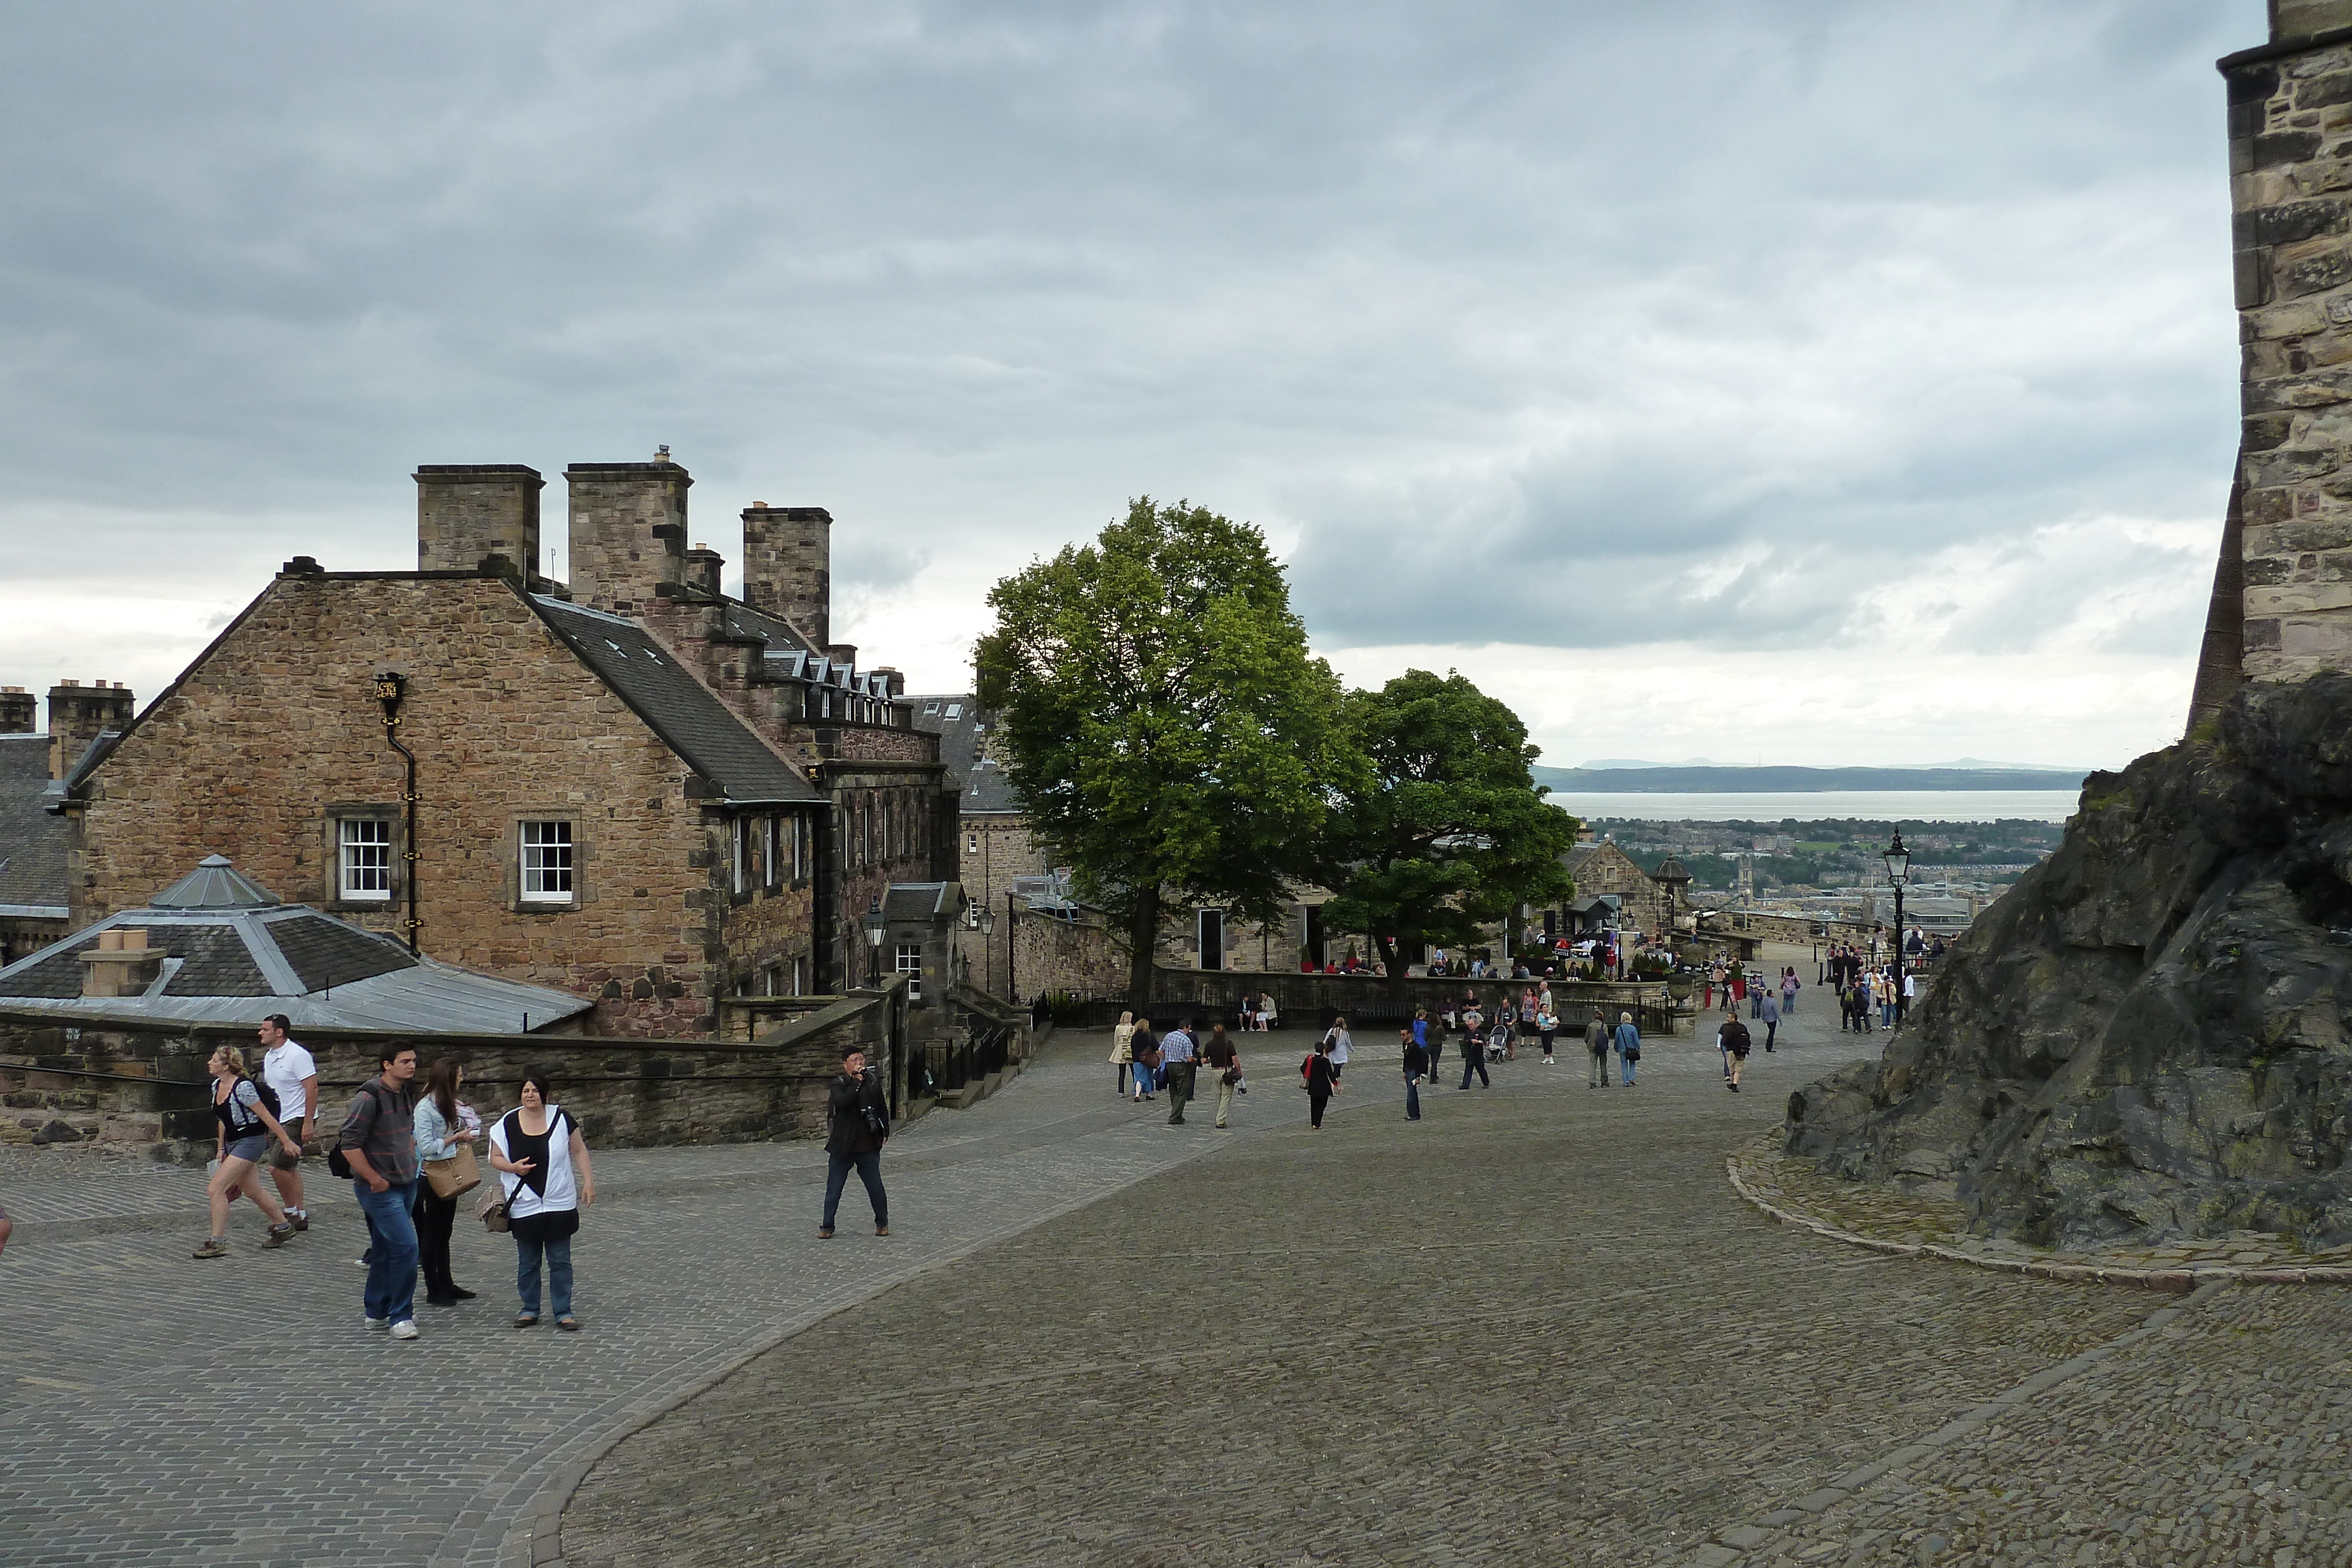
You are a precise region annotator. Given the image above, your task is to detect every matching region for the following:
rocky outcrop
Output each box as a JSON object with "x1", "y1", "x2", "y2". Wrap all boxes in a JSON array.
[{"x1": 1786, "y1": 674, "x2": 2352, "y2": 1251}]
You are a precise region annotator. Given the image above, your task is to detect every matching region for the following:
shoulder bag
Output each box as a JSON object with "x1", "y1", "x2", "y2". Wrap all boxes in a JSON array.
[
  {"x1": 424, "y1": 1139, "x2": 481, "y2": 1201},
  {"x1": 479, "y1": 1109, "x2": 520, "y2": 1232}
]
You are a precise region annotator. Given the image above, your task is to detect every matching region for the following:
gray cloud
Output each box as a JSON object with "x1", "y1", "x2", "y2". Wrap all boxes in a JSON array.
[{"x1": 0, "y1": 0, "x2": 2269, "y2": 761}]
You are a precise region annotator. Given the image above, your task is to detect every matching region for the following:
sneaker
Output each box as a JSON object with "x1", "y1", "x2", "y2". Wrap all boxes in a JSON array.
[
  {"x1": 192, "y1": 1238, "x2": 229, "y2": 1259},
  {"x1": 389, "y1": 1320, "x2": 420, "y2": 1340},
  {"x1": 818, "y1": 1226, "x2": 834, "y2": 1239},
  {"x1": 291, "y1": 1210, "x2": 310, "y2": 1232},
  {"x1": 263, "y1": 1223, "x2": 294, "y2": 1248},
  {"x1": 365, "y1": 1316, "x2": 389, "y2": 1330},
  {"x1": 875, "y1": 1225, "x2": 890, "y2": 1236},
  {"x1": 354, "y1": 1256, "x2": 370, "y2": 1269}
]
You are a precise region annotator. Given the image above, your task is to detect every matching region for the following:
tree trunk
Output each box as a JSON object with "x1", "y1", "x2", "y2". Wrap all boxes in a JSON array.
[
  {"x1": 1126, "y1": 884, "x2": 1161, "y2": 1012},
  {"x1": 1378, "y1": 934, "x2": 1408, "y2": 1008}
]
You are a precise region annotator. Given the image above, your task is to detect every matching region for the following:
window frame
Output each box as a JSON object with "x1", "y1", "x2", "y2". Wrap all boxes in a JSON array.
[
  {"x1": 334, "y1": 815, "x2": 396, "y2": 904},
  {"x1": 519, "y1": 818, "x2": 577, "y2": 908},
  {"x1": 894, "y1": 942, "x2": 923, "y2": 975}
]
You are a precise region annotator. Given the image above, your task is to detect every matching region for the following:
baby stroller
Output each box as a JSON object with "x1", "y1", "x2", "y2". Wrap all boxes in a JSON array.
[{"x1": 1484, "y1": 1021, "x2": 1512, "y2": 1064}]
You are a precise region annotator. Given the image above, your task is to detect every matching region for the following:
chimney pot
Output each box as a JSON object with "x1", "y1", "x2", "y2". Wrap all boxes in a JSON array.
[{"x1": 99, "y1": 928, "x2": 124, "y2": 951}]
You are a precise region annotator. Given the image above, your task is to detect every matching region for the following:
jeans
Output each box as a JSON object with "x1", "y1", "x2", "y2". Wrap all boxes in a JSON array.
[
  {"x1": 1165, "y1": 1061, "x2": 1197, "y2": 1122},
  {"x1": 1459, "y1": 1052, "x2": 1489, "y2": 1089},
  {"x1": 1881, "y1": 1002, "x2": 1896, "y2": 1028},
  {"x1": 1765, "y1": 1021, "x2": 1778, "y2": 1052},
  {"x1": 1621, "y1": 1054, "x2": 1638, "y2": 1086},
  {"x1": 353, "y1": 1178, "x2": 420, "y2": 1324},
  {"x1": 515, "y1": 1231, "x2": 573, "y2": 1319},
  {"x1": 1214, "y1": 1076, "x2": 1237, "y2": 1127},
  {"x1": 1783, "y1": 991, "x2": 1796, "y2": 1015},
  {"x1": 1405, "y1": 1074, "x2": 1421, "y2": 1119},
  {"x1": 823, "y1": 1149, "x2": 888, "y2": 1229}
]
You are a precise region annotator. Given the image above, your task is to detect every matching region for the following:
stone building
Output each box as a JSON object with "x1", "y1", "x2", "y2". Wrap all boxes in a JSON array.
[
  {"x1": 51, "y1": 456, "x2": 952, "y2": 1037},
  {"x1": 0, "y1": 680, "x2": 136, "y2": 965},
  {"x1": 2190, "y1": 1, "x2": 2352, "y2": 724}
]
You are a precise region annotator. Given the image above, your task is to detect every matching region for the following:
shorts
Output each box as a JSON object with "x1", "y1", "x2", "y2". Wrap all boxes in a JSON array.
[
  {"x1": 270, "y1": 1119, "x2": 306, "y2": 1169},
  {"x1": 223, "y1": 1135, "x2": 268, "y2": 1164}
]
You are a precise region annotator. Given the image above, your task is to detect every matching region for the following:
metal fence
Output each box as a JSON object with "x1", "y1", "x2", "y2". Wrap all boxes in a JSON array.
[{"x1": 911, "y1": 1022, "x2": 1017, "y2": 1101}]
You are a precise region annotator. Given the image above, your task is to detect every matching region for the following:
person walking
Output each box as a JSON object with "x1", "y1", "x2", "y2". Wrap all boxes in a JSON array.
[
  {"x1": 1428, "y1": 1005, "x2": 1448, "y2": 1084},
  {"x1": 1458, "y1": 1018, "x2": 1491, "y2": 1090},
  {"x1": 1131, "y1": 1019, "x2": 1161, "y2": 1102},
  {"x1": 1205, "y1": 1025, "x2": 1242, "y2": 1129},
  {"x1": 1759, "y1": 989, "x2": 1780, "y2": 1052},
  {"x1": 1585, "y1": 1011, "x2": 1611, "y2": 1089},
  {"x1": 1161, "y1": 1019, "x2": 1199, "y2": 1125},
  {"x1": 1302, "y1": 1037, "x2": 1337, "y2": 1128},
  {"x1": 816, "y1": 1047, "x2": 888, "y2": 1239},
  {"x1": 1110, "y1": 1011, "x2": 1138, "y2": 1096},
  {"x1": 1613, "y1": 1011, "x2": 1642, "y2": 1086},
  {"x1": 1720, "y1": 1010, "x2": 1753, "y2": 1092},
  {"x1": 255, "y1": 1014, "x2": 318, "y2": 1233},
  {"x1": 1400, "y1": 1024, "x2": 1427, "y2": 1121},
  {"x1": 339, "y1": 1045, "x2": 423, "y2": 1338},
  {"x1": 487, "y1": 1070, "x2": 596, "y2": 1329},
  {"x1": 412, "y1": 1058, "x2": 482, "y2": 1308},
  {"x1": 1322, "y1": 1016, "x2": 1352, "y2": 1088},
  {"x1": 194, "y1": 1044, "x2": 300, "y2": 1259}
]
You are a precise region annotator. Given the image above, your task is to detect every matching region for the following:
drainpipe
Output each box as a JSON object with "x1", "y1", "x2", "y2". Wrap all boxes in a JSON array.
[{"x1": 375, "y1": 673, "x2": 421, "y2": 955}]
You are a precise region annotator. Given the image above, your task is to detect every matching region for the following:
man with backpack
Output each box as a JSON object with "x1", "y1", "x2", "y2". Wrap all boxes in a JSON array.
[
  {"x1": 338, "y1": 1046, "x2": 422, "y2": 1339},
  {"x1": 1720, "y1": 1009, "x2": 1753, "y2": 1092}
]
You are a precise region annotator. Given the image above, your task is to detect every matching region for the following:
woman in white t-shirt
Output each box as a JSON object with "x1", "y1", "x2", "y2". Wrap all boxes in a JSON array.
[
  {"x1": 487, "y1": 1071, "x2": 596, "y2": 1332},
  {"x1": 1322, "y1": 1016, "x2": 1352, "y2": 1088}
]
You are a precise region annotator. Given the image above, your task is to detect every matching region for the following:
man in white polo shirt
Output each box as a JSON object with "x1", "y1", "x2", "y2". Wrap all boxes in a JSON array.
[{"x1": 258, "y1": 1014, "x2": 319, "y2": 1232}]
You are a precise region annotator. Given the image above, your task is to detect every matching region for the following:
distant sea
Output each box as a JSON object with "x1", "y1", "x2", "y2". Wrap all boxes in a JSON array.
[{"x1": 1548, "y1": 789, "x2": 2082, "y2": 824}]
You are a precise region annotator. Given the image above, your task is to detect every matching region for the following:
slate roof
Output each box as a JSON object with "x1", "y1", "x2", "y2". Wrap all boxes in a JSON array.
[
  {"x1": 530, "y1": 596, "x2": 823, "y2": 806},
  {"x1": 881, "y1": 882, "x2": 960, "y2": 922},
  {"x1": 0, "y1": 734, "x2": 68, "y2": 917},
  {"x1": 909, "y1": 694, "x2": 1023, "y2": 815},
  {"x1": 721, "y1": 600, "x2": 819, "y2": 657},
  {"x1": 0, "y1": 861, "x2": 593, "y2": 1031}
]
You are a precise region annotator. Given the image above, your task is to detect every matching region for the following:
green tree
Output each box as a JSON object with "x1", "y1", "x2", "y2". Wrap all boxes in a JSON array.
[
  {"x1": 974, "y1": 498, "x2": 1358, "y2": 1002},
  {"x1": 1314, "y1": 669, "x2": 1578, "y2": 997}
]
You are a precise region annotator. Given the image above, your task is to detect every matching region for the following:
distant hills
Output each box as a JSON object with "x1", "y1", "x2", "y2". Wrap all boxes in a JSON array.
[{"x1": 1531, "y1": 764, "x2": 2089, "y2": 793}]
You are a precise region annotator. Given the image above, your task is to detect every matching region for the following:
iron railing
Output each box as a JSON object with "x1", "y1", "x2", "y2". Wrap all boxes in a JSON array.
[{"x1": 914, "y1": 1022, "x2": 1017, "y2": 1101}]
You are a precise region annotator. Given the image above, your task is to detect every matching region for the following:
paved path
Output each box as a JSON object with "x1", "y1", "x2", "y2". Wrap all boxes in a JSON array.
[
  {"x1": 0, "y1": 1032, "x2": 1262, "y2": 1568},
  {"x1": 560, "y1": 1013, "x2": 2352, "y2": 1568}
]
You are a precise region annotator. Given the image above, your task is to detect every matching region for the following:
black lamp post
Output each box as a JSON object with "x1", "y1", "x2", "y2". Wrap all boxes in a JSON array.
[
  {"x1": 861, "y1": 902, "x2": 886, "y2": 988},
  {"x1": 1882, "y1": 831, "x2": 1910, "y2": 1019},
  {"x1": 976, "y1": 903, "x2": 998, "y2": 998},
  {"x1": 1004, "y1": 890, "x2": 1018, "y2": 1004}
]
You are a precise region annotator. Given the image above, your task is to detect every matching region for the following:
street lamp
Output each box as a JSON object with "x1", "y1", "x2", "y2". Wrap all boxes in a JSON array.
[
  {"x1": 976, "y1": 903, "x2": 997, "y2": 997},
  {"x1": 861, "y1": 902, "x2": 886, "y2": 988},
  {"x1": 1882, "y1": 831, "x2": 1910, "y2": 1020}
]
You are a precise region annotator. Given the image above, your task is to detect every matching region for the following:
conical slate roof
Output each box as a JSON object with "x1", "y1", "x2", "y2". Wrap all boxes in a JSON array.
[
  {"x1": 1651, "y1": 857, "x2": 1692, "y2": 883},
  {"x1": 148, "y1": 854, "x2": 282, "y2": 910}
]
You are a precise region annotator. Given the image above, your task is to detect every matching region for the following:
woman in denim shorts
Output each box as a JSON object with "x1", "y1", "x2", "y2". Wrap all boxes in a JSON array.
[{"x1": 195, "y1": 1044, "x2": 300, "y2": 1259}]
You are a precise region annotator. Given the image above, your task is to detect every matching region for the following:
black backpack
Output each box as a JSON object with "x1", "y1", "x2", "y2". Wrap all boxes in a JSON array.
[{"x1": 326, "y1": 1080, "x2": 395, "y2": 1179}]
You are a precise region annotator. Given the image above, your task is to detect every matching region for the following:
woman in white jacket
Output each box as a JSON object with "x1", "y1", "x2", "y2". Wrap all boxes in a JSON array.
[{"x1": 1110, "y1": 1011, "x2": 1137, "y2": 1096}]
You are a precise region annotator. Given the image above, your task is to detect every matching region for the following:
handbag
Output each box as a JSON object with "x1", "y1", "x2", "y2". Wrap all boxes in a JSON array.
[
  {"x1": 479, "y1": 1178, "x2": 510, "y2": 1233},
  {"x1": 424, "y1": 1142, "x2": 481, "y2": 1200}
]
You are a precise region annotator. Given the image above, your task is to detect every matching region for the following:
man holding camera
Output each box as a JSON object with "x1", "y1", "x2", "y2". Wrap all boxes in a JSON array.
[{"x1": 820, "y1": 1046, "x2": 891, "y2": 1239}]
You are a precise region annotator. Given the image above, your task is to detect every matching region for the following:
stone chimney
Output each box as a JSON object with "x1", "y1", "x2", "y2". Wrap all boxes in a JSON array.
[
  {"x1": 48, "y1": 680, "x2": 133, "y2": 780},
  {"x1": 870, "y1": 666, "x2": 904, "y2": 699},
  {"x1": 80, "y1": 925, "x2": 161, "y2": 998},
  {"x1": 740, "y1": 503, "x2": 832, "y2": 648},
  {"x1": 566, "y1": 452, "x2": 692, "y2": 614},
  {"x1": 0, "y1": 686, "x2": 32, "y2": 734},
  {"x1": 827, "y1": 644, "x2": 858, "y2": 673},
  {"x1": 684, "y1": 541, "x2": 726, "y2": 599},
  {"x1": 415, "y1": 464, "x2": 544, "y2": 576}
]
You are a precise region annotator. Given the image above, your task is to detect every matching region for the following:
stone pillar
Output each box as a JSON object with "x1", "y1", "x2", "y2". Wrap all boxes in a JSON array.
[
  {"x1": 740, "y1": 503, "x2": 832, "y2": 648},
  {"x1": 47, "y1": 680, "x2": 133, "y2": 780},
  {"x1": 0, "y1": 686, "x2": 32, "y2": 734},
  {"x1": 566, "y1": 454, "x2": 692, "y2": 615},
  {"x1": 2206, "y1": 6, "x2": 2352, "y2": 693},
  {"x1": 414, "y1": 464, "x2": 543, "y2": 576}
]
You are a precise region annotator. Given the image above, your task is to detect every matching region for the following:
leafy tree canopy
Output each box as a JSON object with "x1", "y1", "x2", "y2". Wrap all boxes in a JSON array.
[
  {"x1": 974, "y1": 497, "x2": 1358, "y2": 999},
  {"x1": 1315, "y1": 668, "x2": 1578, "y2": 984}
]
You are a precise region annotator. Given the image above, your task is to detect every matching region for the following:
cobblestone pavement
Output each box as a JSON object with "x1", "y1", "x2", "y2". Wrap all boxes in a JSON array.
[
  {"x1": 559, "y1": 1011, "x2": 2352, "y2": 1568},
  {"x1": 0, "y1": 1037, "x2": 1265, "y2": 1568}
]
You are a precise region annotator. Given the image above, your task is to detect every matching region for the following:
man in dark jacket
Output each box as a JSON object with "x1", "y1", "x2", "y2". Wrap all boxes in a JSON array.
[
  {"x1": 820, "y1": 1046, "x2": 890, "y2": 1238},
  {"x1": 1720, "y1": 1011, "x2": 1752, "y2": 1092},
  {"x1": 1400, "y1": 1025, "x2": 1428, "y2": 1121}
]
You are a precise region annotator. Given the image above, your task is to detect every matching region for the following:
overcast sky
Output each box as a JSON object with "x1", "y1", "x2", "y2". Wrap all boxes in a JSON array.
[{"x1": 0, "y1": 1, "x2": 2269, "y2": 770}]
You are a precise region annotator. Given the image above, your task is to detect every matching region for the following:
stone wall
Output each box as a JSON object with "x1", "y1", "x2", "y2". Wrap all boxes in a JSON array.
[
  {"x1": 2208, "y1": 13, "x2": 2352, "y2": 689},
  {"x1": 66, "y1": 569, "x2": 800, "y2": 1036},
  {"x1": 0, "y1": 987, "x2": 907, "y2": 1165}
]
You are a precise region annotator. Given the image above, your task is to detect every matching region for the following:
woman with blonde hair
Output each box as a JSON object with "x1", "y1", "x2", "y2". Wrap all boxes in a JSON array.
[
  {"x1": 1110, "y1": 1010, "x2": 1138, "y2": 1096},
  {"x1": 193, "y1": 1043, "x2": 300, "y2": 1259}
]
